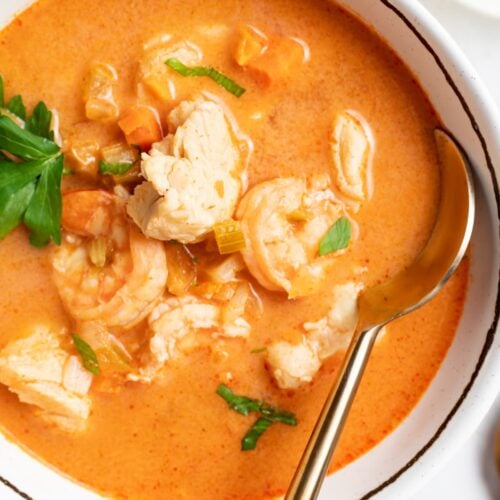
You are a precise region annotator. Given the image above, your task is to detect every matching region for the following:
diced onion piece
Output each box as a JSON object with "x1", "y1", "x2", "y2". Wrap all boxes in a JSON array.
[
  {"x1": 66, "y1": 141, "x2": 100, "y2": 178},
  {"x1": 101, "y1": 142, "x2": 138, "y2": 164},
  {"x1": 165, "y1": 242, "x2": 197, "y2": 296},
  {"x1": 78, "y1": 322, "x2": 132, "y2": 374},
  {"x1": 192, "y1": 281, "x2": 238, "y2": 302},
  {"x1": 213, "y1": 220, "x2": 246, "y2": 255},
  {"x1": 118, "y1": 106, "x2": 162, "y2": 151},
  {"x1": 287, "y1": 208, "x2": 313, "y2": 222},
  {"x1": 88, "y1": 236, "x2": 108, "y2": 268},
  {"x1": 83, "y1": 63, "x2": 119, "y2": 123},
  {"x1": 95, "y1": 342, "x2": 132, "y2": 374},
  {"x1": 222, "y1": 281, "x2": 251, "y2": 338},
  {"x1": 205, "y1": 254, "x2": 245, "y2": 283},
  {"x1": 63, "y1": 355, "x2": 93, "y2": 395},
  {"x1": 234, "y1": 25, "x2": 268, "y2": 66}
]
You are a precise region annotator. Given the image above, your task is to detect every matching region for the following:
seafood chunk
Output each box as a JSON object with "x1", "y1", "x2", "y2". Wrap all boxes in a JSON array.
[
  {"x1": 132, "y1": 296, "x2": 220, "y2": 381},
  {"x1": 0, "y1": 327, "x2": 91, "y2": 431},
  {"x1": 330, "y1": 111, "x2": 373, "y2": 202},
  {"x1": 303, "y1": 282, "x2": 361, "y2": 359},
  {"x1": 236, "y1": 177, "x2": 344, "y2": 294},
  {"x1": 127, "y1": 99, "x2": 242, "y2": 243},
  {"x1": 267, "y1": 282, "x2": 362, "y2": 390},
  {"x1": 266, "y1": 340, "x2": 321, "y2": 390},
  {"x1": 52, "y1": 190, "x2": 167, "y2": 329},
  {"x1": 132, "y1": 287, "x2": 252, "y2": 382}
]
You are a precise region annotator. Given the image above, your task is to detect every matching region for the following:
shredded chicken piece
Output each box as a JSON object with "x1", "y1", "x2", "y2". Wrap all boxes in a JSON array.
[
  {"x1": 0, "y1": 327, "x2": 92, "y2": 431},
  {"x1": 127, "y1": 99, "x2": 242, "y2": 243}
]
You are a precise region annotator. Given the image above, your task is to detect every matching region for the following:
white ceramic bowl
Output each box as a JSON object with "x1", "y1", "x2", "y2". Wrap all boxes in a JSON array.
[{"x1": 0, "y1": 1, "x2": 499, "y2": 499}]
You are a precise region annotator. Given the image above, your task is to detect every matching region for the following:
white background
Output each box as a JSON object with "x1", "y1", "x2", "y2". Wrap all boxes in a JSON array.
[
  {"x1": 415, "y1": 1, "x2": 500, "y2": 499},
  {"x1": 0, "y1": 1, "x2": 499, "y2": 499}
]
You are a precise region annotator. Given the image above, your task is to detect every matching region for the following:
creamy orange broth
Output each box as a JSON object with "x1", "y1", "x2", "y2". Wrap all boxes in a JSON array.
[{"x1": 0, "y1": 0, "x2": 468, "y2": 498}]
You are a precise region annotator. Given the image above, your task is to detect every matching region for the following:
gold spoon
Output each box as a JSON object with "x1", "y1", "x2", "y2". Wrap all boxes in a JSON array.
[{"x1": 286, "y1": 129, "x2": 475, "y2": 500}]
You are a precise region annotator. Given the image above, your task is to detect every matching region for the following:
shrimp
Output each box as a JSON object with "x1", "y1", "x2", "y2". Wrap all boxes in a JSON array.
[
  {"x1": 236, "y1": 177, "x2": 346, "y2": 295},
  {"x1": 52, "y1": 190, "x2": 168, "y2": 329}
]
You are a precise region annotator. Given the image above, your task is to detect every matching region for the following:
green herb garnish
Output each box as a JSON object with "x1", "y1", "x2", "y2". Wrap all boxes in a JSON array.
[
  {"x1": 216, "y1": 384, "x2": 297, "y2": 450},
  {"x1": 0, "y1": 78, "x2": 64, "y2": 246},
  {"x1": 72, "y1": 334, "x2": 100, "y2": 376},
  {"x1": 7, "y1": 95, "x2": 26, "y2": 120},
  {"x1": 318, "y1": 216, "x2": 351, "y2": 256},
  {"x1": 26, "y1": 102, "x2": 54, "y2": 140},
  {"x1": 99, "y1": 161, "x2": 135, "y2": 175},
  {"x1": 165, "y1": 58, "x2": 246, "y2": 97},
  {"x1": 0, "y1": 76, "x2": 4, "y2": 108},
  {"x1": 242, "y1": 417, "x2": 273, "y2": 451}
]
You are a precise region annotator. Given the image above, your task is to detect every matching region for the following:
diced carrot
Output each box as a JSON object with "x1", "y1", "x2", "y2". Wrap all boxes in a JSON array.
[
  {"x1": 142, "y1": 74, "x2": 172, "y2": 101},
  {"x1": 118, "y1": 106, "x2": 162, "y2": 151},
  {"x1": 244, "y1": 36, "x2": 304, "y2": 87},
  {"x1": 234, "y1": 25, "x2": 268, "y2": 67},
  {"x1": 62, "y1": 190, "x2": 115, "y2": 237}
]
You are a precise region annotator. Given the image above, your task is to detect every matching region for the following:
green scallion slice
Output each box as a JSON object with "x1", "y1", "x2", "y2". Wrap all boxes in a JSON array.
[{"x1": 165, "y1": 58, "x2": 246, "y2": 97}]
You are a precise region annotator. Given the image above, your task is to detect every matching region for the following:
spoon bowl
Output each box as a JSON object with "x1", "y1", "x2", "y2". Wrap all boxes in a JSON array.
[{"x1": 286, "y1": 128, "x2": 475, "y2": 500}]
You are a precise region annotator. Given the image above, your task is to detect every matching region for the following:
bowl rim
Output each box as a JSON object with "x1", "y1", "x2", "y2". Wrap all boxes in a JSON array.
[
  {"x1": 0, "y1": 0, "x2": 499, "y2": 499},
  {"x1": 350, "y1": 0, "x2": 500, "y2": 497}
]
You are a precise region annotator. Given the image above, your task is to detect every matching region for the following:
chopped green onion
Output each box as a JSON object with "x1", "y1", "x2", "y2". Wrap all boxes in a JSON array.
[
  {"x1": 72, "y1": 334, "x2": 100, "y2": 376},
  {"x1": 213, "y1": 219, "x2": 246, "y2": 255},
  {"x1": 318, "y1": 216, "x2": 351, "y2": 256},
  {"x1": 216, "y1": 384, "x2": 261, "y2": 416},
  {"x1": 99, "y1": 161, "x2": 135, "y2": 175},
  {"x1": 241, "y1": 417, "x2": 272, "y2": 451},
  {"x1": 216, "y1": 384, "x2": 297, "y2": 451},
  {"x1": 165, "y1": 58, "x2": 246, "y2": 97}
]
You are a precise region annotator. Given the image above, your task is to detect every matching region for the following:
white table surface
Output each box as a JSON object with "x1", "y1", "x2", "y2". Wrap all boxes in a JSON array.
[
  {"x1": 0, "y1": 1, "x2": 499, "y2": 499},
  {"x1": 414, "y1": 1, "x2": 500, "y2": 499}
]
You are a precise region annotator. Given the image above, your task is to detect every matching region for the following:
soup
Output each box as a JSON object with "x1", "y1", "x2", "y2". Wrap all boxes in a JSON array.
[{"x1": 0, "y1": 0, "x2": 468, "y2": 498}]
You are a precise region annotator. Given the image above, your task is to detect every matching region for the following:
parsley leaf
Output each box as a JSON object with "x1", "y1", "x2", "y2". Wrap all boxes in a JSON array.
[
  {"x1": 99, "y1": 160, "x2": 134, "y2": 175},
  {"x1": 24, "y1": 154, "x2": 63, "y2": 246},
  {"x1": 26, "y1": 102, "x2": 53, "y2": 140},
  {"x1": 166, "y1": 58, "x2": 246, "y2": 97},
  {"x1": 0, "y1": 75, "x2": 4, "y2": 108},
  {"x1": 241, "y1": 417, "x2": 273, "y2": 451},
  {"x1": 72, "y1": 334, "x2": 100, "y2": 376},
  {"x1": 318, "y1": 216, "x2": 351, "y2": 256},
  {"x1": 0, "y1": 116, "x2": 59, "y2": 160},
  {"x1": 7, "y1": 95, "x2": 26, "y2": 120},
  {"x1": 0, "y1": 176, "x2": 36, "y2": 239},
  {"x1": 0, "y1": 79, "x2": 64, "y2": 247},
  {"x1": 216, "y1": 384, "x2": 297, "y2": 451}
]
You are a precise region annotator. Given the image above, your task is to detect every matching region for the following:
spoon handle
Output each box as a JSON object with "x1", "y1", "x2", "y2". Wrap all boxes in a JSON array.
[{"x1": 285, "y1": 325, "x2": 383, "y2": 500}]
